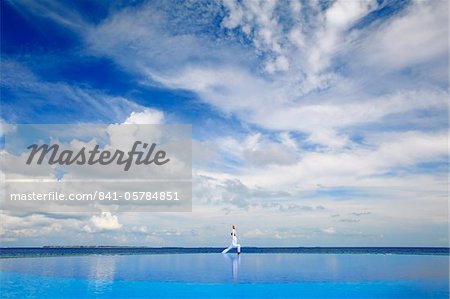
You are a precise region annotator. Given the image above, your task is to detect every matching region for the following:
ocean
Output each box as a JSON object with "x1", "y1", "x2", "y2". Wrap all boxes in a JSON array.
[{"x1": 0, "y1": 247, "x2": 448, "y2": 298}]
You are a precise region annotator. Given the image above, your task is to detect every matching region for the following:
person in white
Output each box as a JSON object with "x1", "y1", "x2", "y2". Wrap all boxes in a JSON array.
[{"x1": 222, "y1": 225, "x2": 241, "y2": 254}]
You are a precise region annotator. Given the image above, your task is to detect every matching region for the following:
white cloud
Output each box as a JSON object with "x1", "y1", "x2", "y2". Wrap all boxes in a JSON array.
[
  {"x1": 6, "y1": 0, "x2": 86, "y2": 30},
  {"x1": 325, "y1": 1, "x2": 375, "y2": 27},
  {"x1": 265, "y1": 55, "x2": 289, "y2": 74},
  {"x1": 222, "y1": 0, "x2": 282, "y2": 58},
  {"x1": 0, "y1": 120, "x2": 16, "y2": 137},
  {"x1": 83, "y1": 212, "x2": 122, "y2": 233},
  {"x1": 322, "y1": 227, "x2": 336, "y2": 234},
  {"x1": 361, "y1": 1, "x2": 448, "y2": 71},
  {"x1": 306, "y1": 129, "x2": 349, "y2": 149},
  {"x1": 235, "y1": 130, "x2": 448, "y2": 191},
  {"x1": 212, "y1": 132, "x2": 298, "y2": 167},
  {"x1": 124, "y1": 109, "x2": 164, "y2": 124},
  {"x1": 322, "y1": 227, "x2": 336, "y2": 235},
  {"x1": 1, "y1": 60, "x2": 147, "y2": 123},
  {"x1": 0, "y1": 211, "x2": 81, "y2": 241},
  {"x1": 243, "y1": 228, "x2": 264, "y2": 238}
]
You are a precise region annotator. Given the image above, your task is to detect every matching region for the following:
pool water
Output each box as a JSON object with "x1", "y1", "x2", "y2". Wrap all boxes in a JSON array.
[{"x1": 1, "y1": 253, "x2": 448, "y2": 298}]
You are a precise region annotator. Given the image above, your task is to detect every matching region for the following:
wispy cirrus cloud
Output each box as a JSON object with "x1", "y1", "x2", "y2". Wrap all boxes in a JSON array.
[{"x1": 1, "y1": 60, "x2": 147, "y2": 123}]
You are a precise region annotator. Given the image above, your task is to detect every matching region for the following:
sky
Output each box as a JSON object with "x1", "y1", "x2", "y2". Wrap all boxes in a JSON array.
[{"x1": 0, "y1": 0, "x2": 448, "y2": 247}]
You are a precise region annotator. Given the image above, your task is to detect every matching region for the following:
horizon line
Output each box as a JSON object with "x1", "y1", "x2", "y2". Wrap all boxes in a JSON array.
[{"x1": 1, "y1": 246, "x2": 449, "y2": 249}]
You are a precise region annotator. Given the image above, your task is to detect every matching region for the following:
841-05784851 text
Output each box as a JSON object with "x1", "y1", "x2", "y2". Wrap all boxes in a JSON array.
[{"x1": 97, "y1": 191, "x2": 180, "y2": 201}]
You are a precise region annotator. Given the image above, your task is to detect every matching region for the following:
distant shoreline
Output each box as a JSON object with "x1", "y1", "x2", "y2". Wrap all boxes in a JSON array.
[
  {"x1": 0, "y1": 246, "x2": 449, "y2": 249},
  {"x1": 1, "y1": 246, "x2": 448, "y2": 259}
]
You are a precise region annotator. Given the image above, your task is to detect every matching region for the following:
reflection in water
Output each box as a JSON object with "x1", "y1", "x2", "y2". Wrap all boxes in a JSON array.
[
  {"x1": 0, "y1": 254, "x2": 448, "y2": 284},
  {"x1": 326, "y1": 254, "x2": 339, "y2": 280},
  {"x1": 88, "y1": 257, "x2": 116, "y2": 294},
  {"x1": 222, "y1": 253, "x2": 240, "y2": 281}
]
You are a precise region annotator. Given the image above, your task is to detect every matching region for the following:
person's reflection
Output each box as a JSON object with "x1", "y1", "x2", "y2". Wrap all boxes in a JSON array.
[
  {"x1": 223, "y1": 253, "x2": 240, "y2": 281},
  {"x1": 88, "y1": 256, "x2": 116, "y2": 293}
]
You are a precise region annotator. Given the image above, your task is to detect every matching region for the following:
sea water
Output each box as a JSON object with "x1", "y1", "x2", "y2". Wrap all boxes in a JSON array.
[{"x1": 0, "y1": 248, "x2": 448, "y2": 298}]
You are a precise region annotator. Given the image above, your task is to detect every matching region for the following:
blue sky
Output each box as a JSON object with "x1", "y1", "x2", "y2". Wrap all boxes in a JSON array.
[{"x1": 0, "y1": 0, "x2": 448, "y2": 247}]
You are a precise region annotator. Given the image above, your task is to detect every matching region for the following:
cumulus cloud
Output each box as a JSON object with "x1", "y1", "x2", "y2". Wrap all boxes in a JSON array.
[
  {"x1": 124, "y1": 109, "x2": 164, "y2": 124},
  {"x1": 83, "y1": 212, "x2": 122, "y2": 233}
]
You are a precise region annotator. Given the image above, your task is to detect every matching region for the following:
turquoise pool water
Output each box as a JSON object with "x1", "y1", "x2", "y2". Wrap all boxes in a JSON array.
[{"x1": 1, "y1": 251, "x2": 448, "y2": 298}]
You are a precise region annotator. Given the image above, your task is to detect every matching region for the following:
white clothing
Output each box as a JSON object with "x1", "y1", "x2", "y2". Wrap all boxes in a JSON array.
[
  {"x1": 222, "y1": 243, "x2": 241, "y2": 254},
  {"x1": 222, "y1": 228, "x2": 241, "y2": 254}
]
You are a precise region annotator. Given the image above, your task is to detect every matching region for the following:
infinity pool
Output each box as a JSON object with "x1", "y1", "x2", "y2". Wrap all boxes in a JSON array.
[{"x1": 1, "y1": 253, "x2": 448, "y2": 298}]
